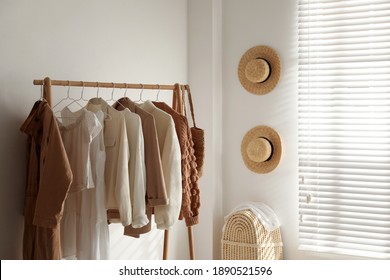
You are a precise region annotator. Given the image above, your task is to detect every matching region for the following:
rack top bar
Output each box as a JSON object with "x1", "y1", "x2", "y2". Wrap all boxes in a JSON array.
[{"x1": 33, "y1": 78, "x2": 177, "y2": 91}]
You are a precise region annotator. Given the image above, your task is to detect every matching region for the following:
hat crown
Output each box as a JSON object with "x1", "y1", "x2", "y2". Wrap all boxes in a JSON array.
[
  {"x1": 246, "y1": 137, "x2": 272, "y2": 163},
  {"x1": 241, "y1": 125, "x2": 282, "y2": 173},
  {"x1": 238, "y1": 45, "x2": 281, "y2": 95},
  {"x1": 245, "y1": 58, "x2": 270, "y2": 84}
]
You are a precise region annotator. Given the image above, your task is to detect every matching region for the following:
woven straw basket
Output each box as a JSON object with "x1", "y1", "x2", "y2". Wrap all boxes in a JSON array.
[{"x1": 221, "y1": 209, "x2": 283, "y2": 260}]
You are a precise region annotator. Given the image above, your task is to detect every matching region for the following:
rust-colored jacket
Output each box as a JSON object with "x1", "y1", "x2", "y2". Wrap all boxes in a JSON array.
[{"x1": 20, "y1": 100, "x2": 72, "y2": 259}]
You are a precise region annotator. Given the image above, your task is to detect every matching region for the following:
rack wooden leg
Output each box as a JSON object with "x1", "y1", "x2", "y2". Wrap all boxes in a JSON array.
[
  {"x1": 43, "y1": 77, "x2": 52, "y2": 106},
  {"x1": 163, "y1": 230, "x2": 169, "y2": 260},
  {"x1": 163, "y1": 227, "x2": 195, "y2": 260},
  {"x1": 188, "y1": 226, "x2": 195, "y2": 260}
]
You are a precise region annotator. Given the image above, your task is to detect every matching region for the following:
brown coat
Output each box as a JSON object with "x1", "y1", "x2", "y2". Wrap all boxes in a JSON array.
[{"x1": 20, "y1": 100, "x2": 73, "y2": 259}]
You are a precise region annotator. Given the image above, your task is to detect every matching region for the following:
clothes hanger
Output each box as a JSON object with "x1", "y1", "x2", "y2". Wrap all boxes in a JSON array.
[
  {"x1": 124, "y1": 83, "x2": 128, "y2": 98},
  {"x1": 114, "y1": 83, "x2": 127, "y2": 110},
  {"x1": 52, "y1": 81, "x2": 82, "y2": 113},
  {"x1": 134, "y1": 84, "x2": 144, "y2": 103},
  {"x1": 156, "y1": 84, "x2": 161, "y2": 102},
  {"x1": 52, "y1": 81, "x2": 72, "y2": 110},
  {"x1": 80, "y1": 81, "x2": 89, "y2": 102},
  {"x1": 54, "y1": 81, "x2": 84, "y2": 117},
  {"x1": 62, "y1": 83, "x2": 85, "y2": 111},
  {"x1": 97, "y1": 82, "x2": 100, "y2": 98},
  {"x1": 88, "y1": 82, "x2": 101, "y2": 102},
  {"x1": 39, "y1": 83, "x2": 44, "y2": 101},
  {"x1": 87, "y1": 82, "x2": 113, "y2": 120},
  {"x1": 106, "y1": 82, "x2": 115, "y2": 103},
  {"x1": 108, "y1": 82, "x2": 124, "y2": 109}
]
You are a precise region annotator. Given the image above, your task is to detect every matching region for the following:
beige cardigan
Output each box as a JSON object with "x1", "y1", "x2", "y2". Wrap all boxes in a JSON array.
[
  {"x1": 113, "y1": 98, "x2": 168, "y2": 207},
  {"x1": 112, "y1": 98, "x2": 169, "y2": 236},
  {"x1": 139, "y1": 101, "x2": 182, "y2": 230},
  {"x1": 87, "y1": 98, "x2": 132, "y2": 227}
]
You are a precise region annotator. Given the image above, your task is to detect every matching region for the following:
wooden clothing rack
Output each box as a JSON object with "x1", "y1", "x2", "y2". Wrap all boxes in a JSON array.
[{"x1": 33, "y1": 76, "x2": 195, "y2": 260}]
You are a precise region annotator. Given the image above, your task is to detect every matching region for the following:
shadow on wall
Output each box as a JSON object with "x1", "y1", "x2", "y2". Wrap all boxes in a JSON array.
[
  {"x1": 109, "y1": 223, "x2": 164, "y2": 260},
  {"x1": 0, "y1": 108, "x2": 28, "y2": 259}
]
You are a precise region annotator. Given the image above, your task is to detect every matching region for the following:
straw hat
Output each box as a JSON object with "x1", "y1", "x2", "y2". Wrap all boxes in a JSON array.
[
  {"x1": 238, "y1": 45, "x2": 281, "y2": 95},
  {"x1": 241, "y1": 126, "x2": 282, "y2": 173}
]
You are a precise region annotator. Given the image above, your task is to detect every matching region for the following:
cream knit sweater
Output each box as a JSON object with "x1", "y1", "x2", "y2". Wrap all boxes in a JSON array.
[{"x1": 139, "y1": 101, "x2": 182, "y2": 230}]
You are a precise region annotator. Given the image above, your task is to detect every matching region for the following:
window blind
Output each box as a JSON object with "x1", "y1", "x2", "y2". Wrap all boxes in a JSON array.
[{"x1": 298, "y1": 0, "x2": 390, "y2": 259}]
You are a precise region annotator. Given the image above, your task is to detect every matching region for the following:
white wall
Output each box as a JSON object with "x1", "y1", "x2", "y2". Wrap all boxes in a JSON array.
[
  {"x1": 188, "y1": 0, "x2": 302, "y2": 259},
  {"x1": 221, "y1": 0, "x2": 302, "y2": 259},
  {"x1": 188, "y1": 0, "x2": 371, "y2": 261},
  {"x1": 0, "y1": 0, "x2": 188, "y2": 260},
  {"x1": 218, "y1": 0, "x2": 375, "y2": 261},
  {"x1": 187, "y1": 0, "x2": 223, "y2": 260},
  {"x1": 1, "y1": 0, "x2": 362, "y2": 261}
]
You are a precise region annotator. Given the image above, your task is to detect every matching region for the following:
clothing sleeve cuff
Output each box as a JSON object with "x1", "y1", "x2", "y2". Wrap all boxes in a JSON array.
[
  {"x1": 131, "y1": 215, "x2": 150, "y2": 229},
  {"x1": 185, "y1": 215, "x2": 199, "y2": 227},
  {"x1": 147, "y1": 198, "x2": 169, "y2": 207}
]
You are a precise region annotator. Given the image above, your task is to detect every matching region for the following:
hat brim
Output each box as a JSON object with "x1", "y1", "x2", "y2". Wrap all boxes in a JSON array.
[
  {"x1": 241, "y1": 126, "x2": 282, "y2": 173},
  {"x1": 238, "y1": 45, "x2": 281, "y2": 95}
]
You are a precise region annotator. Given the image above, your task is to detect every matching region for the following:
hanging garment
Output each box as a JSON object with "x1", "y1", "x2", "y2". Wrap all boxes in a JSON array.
[
  {"x1": 113, "y1": 97, "x2": 168, "y2": 207},
  {"x1": 139, "y1": 100, "x2": 182, "y2": 230},
  {"x1": 105, "y1": 107, "x2": 149, "y2": 228},
  {"x1": 112, "y1": 97, "x2": 168, "y2": 236},
  {"x1": 153, "y1": 101, "x2": 200, "y2": 227},
  {"x1": 87, "y1": 98, "x2": 132, "y2": 227},
  {"x1": 61, "y1": 108, "x2": 109, "y2": 260},
  {"x1": 121, "y1": 108, "x2": 149, "y2": 228},
  {"x1": 57, "y1": 108, "x2": 102, "y2": 259},
  {"x1": 56, "y1": 108, "x2": 102, "y2": 192},
  {"x1": 20, "y1": 100, "x2": 73, "y2": 260}
]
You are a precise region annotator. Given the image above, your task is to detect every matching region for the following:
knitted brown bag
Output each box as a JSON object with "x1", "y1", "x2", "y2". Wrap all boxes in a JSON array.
[
  {"x1": 172, "y1": 84, "x2": 205, "y2": 177},
  {"x1": 184, "y1": 85, "x2": 205, "y2": 177}
]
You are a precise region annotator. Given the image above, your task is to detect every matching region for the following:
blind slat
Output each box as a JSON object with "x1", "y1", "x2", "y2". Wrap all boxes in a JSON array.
[{"x1": 298, "y1": 0, "x2": 390, "y2": 259}]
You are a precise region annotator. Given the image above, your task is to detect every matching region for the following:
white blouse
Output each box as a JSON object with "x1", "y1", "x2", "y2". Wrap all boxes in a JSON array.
[{"x1": 57, "y1": 108, "x2": 102, "y2": 192}]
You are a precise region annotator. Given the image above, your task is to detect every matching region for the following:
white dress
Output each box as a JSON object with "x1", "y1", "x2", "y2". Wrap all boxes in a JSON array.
[
  {"x1": 57, "y1": 108, "x2": 102, "y2": 259},
  {"x1": 61, "y1": 107, "x2": 110, "y2": 260}
]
